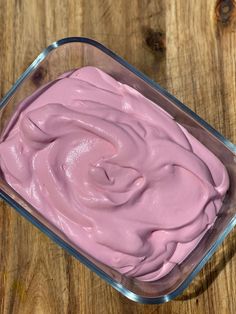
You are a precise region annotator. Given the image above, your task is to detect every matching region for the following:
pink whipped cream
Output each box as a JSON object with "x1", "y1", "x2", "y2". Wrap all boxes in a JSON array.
[{"x1": 0, "y1": 66, "x2": 229, "y2": 281}]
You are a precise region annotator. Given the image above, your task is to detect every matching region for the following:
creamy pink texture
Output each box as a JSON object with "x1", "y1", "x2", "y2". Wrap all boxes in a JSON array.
[{"x1": 0, "y1": 67, "x2": 229, "y2": 281}]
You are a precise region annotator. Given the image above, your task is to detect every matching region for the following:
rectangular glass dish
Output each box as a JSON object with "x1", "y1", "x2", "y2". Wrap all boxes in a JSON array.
[{"x1": 0, "y1": 37, "x2": 236, "y2": 304}]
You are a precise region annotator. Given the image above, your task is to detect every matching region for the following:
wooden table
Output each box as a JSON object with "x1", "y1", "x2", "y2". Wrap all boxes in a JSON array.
[{"x1": 1, "y1": 1, "x2": 236, "y2": 313}]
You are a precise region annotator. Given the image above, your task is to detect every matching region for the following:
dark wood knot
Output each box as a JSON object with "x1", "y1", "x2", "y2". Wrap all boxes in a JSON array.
[
  {"x1": 215, "y1": 0, "x2": 236, "y2": 25},
  {"x1": 31, "y1": 66, "x2": 47, "y2": 86},
  {"x1": 145, "y1": 28, "x2": 166, "y2": 54}
]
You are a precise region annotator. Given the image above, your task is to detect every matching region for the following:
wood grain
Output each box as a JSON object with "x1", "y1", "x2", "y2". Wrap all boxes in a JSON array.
[{"x1": 1, "y1": 0, "x2": 236, "y2": 313}]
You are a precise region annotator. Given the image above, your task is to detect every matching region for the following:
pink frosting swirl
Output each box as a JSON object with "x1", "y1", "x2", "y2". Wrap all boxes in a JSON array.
[{"x1": 0, "y1": 67, "x2": 229, "y2": 281}]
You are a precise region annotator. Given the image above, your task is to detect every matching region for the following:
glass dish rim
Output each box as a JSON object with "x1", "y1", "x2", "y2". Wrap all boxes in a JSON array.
[{"x1": 0, "y1": 36, "x2": 236, "y2": 304}]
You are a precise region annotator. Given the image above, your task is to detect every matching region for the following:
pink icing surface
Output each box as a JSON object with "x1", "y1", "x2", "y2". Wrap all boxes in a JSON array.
[{"x1": 0, "y1": 66, "x2": 229, "y2": 281}]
